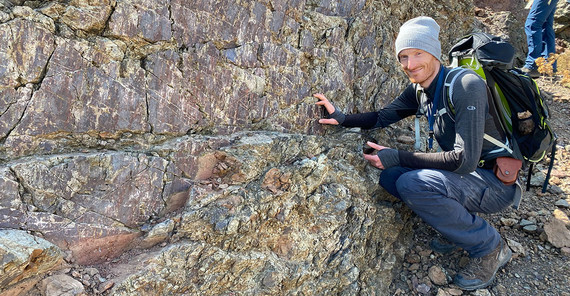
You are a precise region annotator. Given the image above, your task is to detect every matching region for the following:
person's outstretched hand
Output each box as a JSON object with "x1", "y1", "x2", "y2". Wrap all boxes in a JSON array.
[
  {"x1": 363, "y1": 141, "x2": 389, "y2": 169},
  {"x1": 314, "y1": 93, "x2": 339, "y2": 125}
]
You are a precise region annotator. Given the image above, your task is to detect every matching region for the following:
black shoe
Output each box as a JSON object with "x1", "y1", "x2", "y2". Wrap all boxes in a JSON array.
[
  {"x1": 429, "y1": 237, "x2": 459, "y2": 254},
  {"x1": 520, "y1": 67, "x2": 540, "y2": 79},
  {"x1": 454, "y1": 239, "x2": 512, "y2": 290}
]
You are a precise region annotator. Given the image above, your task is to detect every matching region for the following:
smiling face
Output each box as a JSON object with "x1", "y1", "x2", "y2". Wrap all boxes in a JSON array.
[{"x1": 398, "y1": 48, "x2": 441, "y2": 88}]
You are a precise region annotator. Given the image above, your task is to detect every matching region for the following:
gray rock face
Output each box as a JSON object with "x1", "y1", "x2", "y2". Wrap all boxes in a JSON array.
[
  {"x1": 0, "y1": 0, "x2": 479, "y2": 295},
  {"x1": 555, "y1": 1, "x2": 570, "y2": 39}
]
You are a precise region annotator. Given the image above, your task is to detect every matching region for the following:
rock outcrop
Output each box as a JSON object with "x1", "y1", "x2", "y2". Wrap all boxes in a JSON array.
[
  {"x1": 0, "y1": 0, "x2": 479, "y2": 295},
  {"x1": 555, "y1": 0, "x2": 570, "y2": 40}
]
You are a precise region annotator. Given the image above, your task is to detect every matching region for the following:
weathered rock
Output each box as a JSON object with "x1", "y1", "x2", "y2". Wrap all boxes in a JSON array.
[
  {"x1": 0, "y1": 85, "x2": 32, "y2": 141},
  {"x1": 501, "y1": 217, "x2": 518, "y2": 227},
  {"x1": 0, "y1": 230, "x2": 63, "y2": 294},
  {"x1": 107, "y1": 0, "x2": 171, "y2": 44},
  {"x1": 523, "y1": 224, "x2": 538, "y2": 233},
  {"x1": 472, "y1": 289, "x2": 492, "y2": 296},
  {"x1": 39, "y1": 274, "x2": 85, "y2": 296},
  {"x1": 61, "y1": 0, "x2": 115, "y2": 35},
  {"x1": 4, "y1": 0, "x2": 567, "y2": 295},
  {"x1": 447, "y1": 288, "x2": 464, "y2": 295},
  {"x1": 99, "y1": 280, "x2": 115, "y2": 293},
  {"x1": 553, "y1": 208, "x2": 570, "y2": 225},
  {"x1": 472, "y1": 0, "x2": 529, "y2": 65},
  {"x1": 416, "y1": 283, "x2": 431, "y2": 294},
  {"x1": 428, "y1": 265, "x2": 449, "y2": 286},
  {"x1": 138, "y1": 219, "x2": 175, "y2": 249},
  {"x1": 555, "y1": 199, "x2": 570, "y2": 208},
  {"x1": 2, "y1": 152, "x2": 175, "y2": 264},
  {"x1": 0, "y1": 7, "x2": 55, "y2": 88},
  {"x1": 544, "y1": 217, "x2": 570, "y2": 248},
  {"x1": 0, "y1": 1, "x2": 476, "y2": 159},
  {"x1": 105, "y1": 132, "x2": 410, "y2": 295},
  {"x1": 555, "y1": 0, "x2": 570, "y2": 40},
  {"x1": 520, "y1": 219, "x2": 535, "y2": 227},
  {"x1": 507, "y1": 238, "x2": 526, "y2": 256}
]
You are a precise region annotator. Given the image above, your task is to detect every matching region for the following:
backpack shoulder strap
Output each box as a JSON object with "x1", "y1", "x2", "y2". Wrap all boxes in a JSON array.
[
  {"x1": 443, "y1": 67, "x2": 469, "y2": 121},
  {"x1": 445, "y1": 67, "x2": 514, "y2": 154},
  {"x1": 414, "y1": 83, "x2": 422, "y2": 150}
]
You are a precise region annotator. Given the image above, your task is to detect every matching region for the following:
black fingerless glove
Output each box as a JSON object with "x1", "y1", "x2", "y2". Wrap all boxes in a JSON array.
[
  {"x1": 377, "y1": 149, "x2": 400, "y2": 169},
  {"x1": 329, "y1": 109, "x2": 346, "y2": 125}
]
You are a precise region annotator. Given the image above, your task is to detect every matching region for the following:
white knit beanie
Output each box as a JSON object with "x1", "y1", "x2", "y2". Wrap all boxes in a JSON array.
[{"x1": 395, "y1": 16, "x2": 442, "y2": 61}]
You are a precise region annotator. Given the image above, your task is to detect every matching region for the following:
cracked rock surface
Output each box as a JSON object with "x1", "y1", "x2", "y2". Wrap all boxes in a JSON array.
[{"x1": 0, "y1": 0, "x2": 491, "y2": 295}]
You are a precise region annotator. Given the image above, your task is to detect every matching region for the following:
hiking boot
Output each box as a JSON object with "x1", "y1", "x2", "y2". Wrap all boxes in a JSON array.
[
  {"x1": 520, "y1": 67, "x2": 540, "y2": 79},
  {"x1": 454, "y1": 239, "x2": 512, "y2": 290},
  {"x1": 429, "y1": 237, "x2": 459, "y2": 254}
]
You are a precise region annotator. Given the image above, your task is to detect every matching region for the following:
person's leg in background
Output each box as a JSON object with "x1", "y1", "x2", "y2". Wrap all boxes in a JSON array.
[
  {"x1": 542, "y1": 1, "x2": 558, "y2": 71},
  {"x1": 524, "y1": 0, "x2": 559, "y2": 74}
]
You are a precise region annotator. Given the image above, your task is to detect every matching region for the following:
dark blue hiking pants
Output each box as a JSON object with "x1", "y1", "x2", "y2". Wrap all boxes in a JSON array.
[
  {"x1": 380, "y1": 166, "x2": 517, "y2": 258},
  {"x1": 524, "y1": 0, "x2": 559, "y2": 70}
]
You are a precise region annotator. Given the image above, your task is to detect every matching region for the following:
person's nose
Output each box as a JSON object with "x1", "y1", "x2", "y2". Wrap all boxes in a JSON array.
[{"x1": 405, "y1": 56, "x2": 418, "y2": 70}]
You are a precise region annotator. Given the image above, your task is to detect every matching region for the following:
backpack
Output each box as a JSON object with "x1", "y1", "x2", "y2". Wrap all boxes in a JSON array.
[{"x1": 446, "y1": 32, "x2": 557, "y2": 192}]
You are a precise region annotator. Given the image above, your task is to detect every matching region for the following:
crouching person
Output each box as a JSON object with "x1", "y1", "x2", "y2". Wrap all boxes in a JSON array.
[{"x1": 314, "y1": 16, "x2": 520, "y2": 290}]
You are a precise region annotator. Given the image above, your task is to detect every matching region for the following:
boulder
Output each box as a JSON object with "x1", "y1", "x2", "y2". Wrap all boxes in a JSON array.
[{"x1": 0, "y1": 230, "x2": 63, "y2": 295}]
